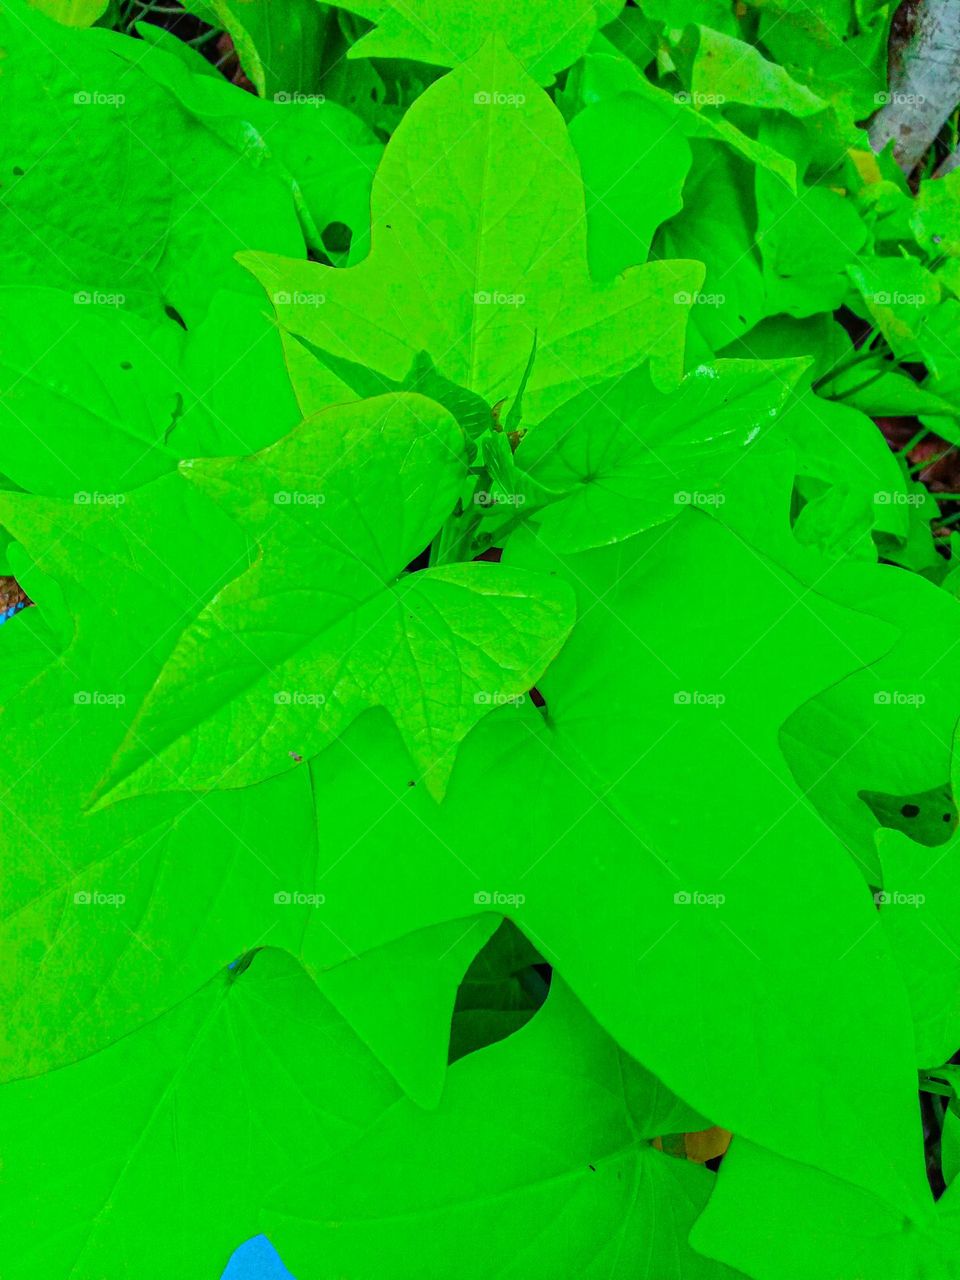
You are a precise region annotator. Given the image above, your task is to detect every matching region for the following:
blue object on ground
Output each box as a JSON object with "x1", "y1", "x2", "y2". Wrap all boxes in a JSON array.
[
  {"x1": 0, "y1": 600, "x2": 25, "y2": 624},
  {"x1": 220, "y1": 1236, "x2": 295, "y2": 1280}
]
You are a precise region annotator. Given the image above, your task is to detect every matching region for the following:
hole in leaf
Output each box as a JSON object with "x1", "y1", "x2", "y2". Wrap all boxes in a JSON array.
[
  {"x1": 163, "y1": 304, "x2": 187, "y2": 330},
  {"x1": 0, "y1": 575, "x2": 31, "y2": 622},
  {"x1": 861, "y1": 784, "x2": 955, "y2": 847},
  {"x1": 403, "y1": 544, "x2": 432, "y2": 574},
  {"x1": 321, "y1": 221, "x2": 352, "y2": 255},
  {"x1": 448, "y1": 918, "x2": 550, "y2": 1064}
]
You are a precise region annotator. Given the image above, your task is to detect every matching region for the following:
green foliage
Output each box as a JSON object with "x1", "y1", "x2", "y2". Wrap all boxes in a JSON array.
[{"x1": 4, "y1": 0, "x2": 960, "y2": 1277}]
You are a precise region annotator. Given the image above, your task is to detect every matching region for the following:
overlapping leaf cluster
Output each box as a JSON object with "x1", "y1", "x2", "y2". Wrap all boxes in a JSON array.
[{"x1": 4, "y1": 0, "x2": 960, "y2": 1276}]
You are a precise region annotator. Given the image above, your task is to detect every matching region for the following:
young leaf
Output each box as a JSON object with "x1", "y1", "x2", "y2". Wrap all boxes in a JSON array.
[
  {"x1": 517, "y1": 358, "x2": 808, "y2": 552},
  {"x1": 98, "y1": 394, "x2": 575, "y2": 804},
  {"x1": 241, "y1": 40, "x2": 703, "y2": 422}
]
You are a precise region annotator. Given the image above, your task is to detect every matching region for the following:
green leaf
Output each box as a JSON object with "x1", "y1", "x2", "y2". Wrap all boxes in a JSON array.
[
  {"x1": 337, "y1": 0, "x2": 623, "y2": 83},
  {"x1": 98, "y1": 394, "x2": 575, "y2": 803},
  {"x1": 672, "y1": 24, "x2": 828, "y2": 116},
  {"x1": 26, "y1": 0, "x2": 108, "y2": 25},
  {"x1": 311, "y1": 914, "x2": 500, "y2": 1105},
  {"x1": 0, "y1": 287, "x2": 183, "y2": 496},
  {"x1": 516, "y1": 358, "x2": 809, "y2": 552},
  {"x1": 782, "y1": 567, "x2": 960, "y2": 878},
  {"x1": 0, "y1": 948, "x2": 403, "y2": 1279},
  {"x1": 181, "y1": 0, "x2": 331, "y2": 98},
  {"x1": 266, "y1": 976, "x2": 739, "y2": 1280},
  {"x1": 569, "y1": 91, "x2": 693, "y2": 279},
  {"x1": 847, "y1": 257, "x2": 942, "y2": 364},
  {"x1": 944, "y1": 1110, "x2": 960, "y2": 1187},
  {"x1": 293, "y1": 510, "x2": 926, "y2": 1217},
  {"x1": 241, "y1": 41, "x2": 703, "y2": 423},
  {"x1": 911, "y1": 171, "x2": 960, "y2": 259},
  {"x1": 754, "y1": 118, "x2": 869, "y2": 320},
  {"x1": 876, "y1": 826, "x2": 960, "y2": 1069},
  {"x1": 571, "y1": 54, "x2": 800, "y2": 188},
  {"x1": 749, "y1": 0, "x2": 894, "y2": 120},
  {"x1": 657, "y1": 142, "x2": 766, "y2": 356},
  {"x1": 692, "y1": 1133, "x2": 954, "y2": 1280},
  {"x1": 0, "y1": 0, "x2": 379, "y2": 325}
]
